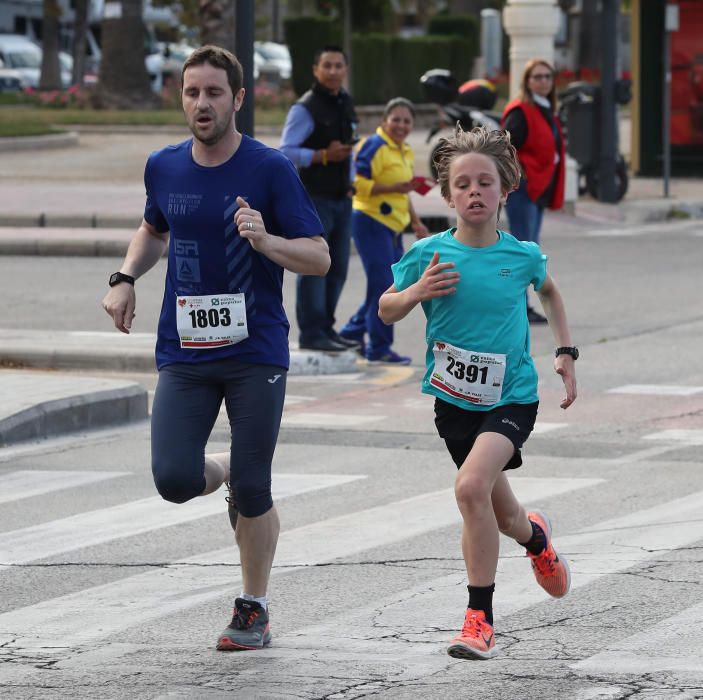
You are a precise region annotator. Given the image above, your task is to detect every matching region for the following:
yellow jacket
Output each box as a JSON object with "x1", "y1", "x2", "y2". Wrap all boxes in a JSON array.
[{"x1": 353, "y1": 127, "x2": 414, "y2": 233}]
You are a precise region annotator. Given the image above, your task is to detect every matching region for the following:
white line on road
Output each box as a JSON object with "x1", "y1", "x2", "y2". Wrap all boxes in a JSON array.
[
  {"x1": 643, "y1": 429, "x2": 703, "y2": 445},
  {"x1": 69, "y1": 331, "x2": 156, "y2": 339},
  {"x1": 607, "y1": 384, "x2": 703, "y2": 396},
  {"x1": 0, "y1": 470, "x2": 128, "y2": 505},
  {"x1": 0, "y1": 473, "x2": 364, "y2": 568},
  {"x1": 586, "y1": 221, "x2": 699, "y2": 238},
  {"x1": 531, "y1": 422, "x2": 568, "y2": 434},
  {"x1": 609, "y1": 443, "x2": 690, "y2": 464},
  {"x1": 281, "y1": 412, "x2": 385, "y2": 427},
  {"x1": 0, "y1": 477, "x2": 598, "y2": 659},
  {"x1": 287, "y1": 373, "x2": 365, "y2": 384},
  {"x1": 573, "y1": 601, "x2": 703, "y2": 674},
  {"x1": 269, "y1": 486, "x2": 703, "y2": 672},
  {"x1": 494, "y1": 489, "x2": 703, "y2": 619}
]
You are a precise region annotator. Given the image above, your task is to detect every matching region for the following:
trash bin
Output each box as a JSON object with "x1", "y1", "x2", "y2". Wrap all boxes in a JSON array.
[{"x1": 559, "y1": 81, "x2": 601, "y2": 168}]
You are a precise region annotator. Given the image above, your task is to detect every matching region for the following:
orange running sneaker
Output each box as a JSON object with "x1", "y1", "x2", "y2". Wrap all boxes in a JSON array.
[
  {"x1": 447, "y1": 608, "x2": 498, "y2": 660},
  {"x1": 527, "y1": 510, "x2": 571, "y2": 598}
]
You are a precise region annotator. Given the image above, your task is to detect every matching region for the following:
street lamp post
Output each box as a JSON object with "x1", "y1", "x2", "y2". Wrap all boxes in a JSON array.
[
  {"x1": 662, "y1": 2, "x2": 679, "y2": 198},
  {"x1": 235, "y1": 0, "x2": 255, "y2": 137},
  {"x1": 597, "y1": 0, "x2": 619, "y2": 202}
]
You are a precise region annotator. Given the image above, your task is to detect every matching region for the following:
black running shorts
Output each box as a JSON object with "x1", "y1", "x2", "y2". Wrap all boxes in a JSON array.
[{"x1": 434, "y1": 398, "x2": 539, "y2": 471}]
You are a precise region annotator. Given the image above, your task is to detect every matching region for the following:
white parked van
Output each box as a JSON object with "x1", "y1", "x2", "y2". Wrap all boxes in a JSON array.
[{"x1": 0, "y1": 34, "x2": 72, "y2": 88}]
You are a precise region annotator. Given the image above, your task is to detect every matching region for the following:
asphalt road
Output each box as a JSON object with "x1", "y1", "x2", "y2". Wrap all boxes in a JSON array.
[{"x1": 1, "y1": 214, "x2": 703, "y2": 698}]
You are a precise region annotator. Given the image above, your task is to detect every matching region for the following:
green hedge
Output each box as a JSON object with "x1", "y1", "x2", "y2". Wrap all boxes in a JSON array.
[
  {"x1": 283, "y1": 16, "x2": 342, "y2": 97},
  {"x1": 284, "y1": 16, "x2": 477, "y2": 104},
  {"x1": 427, "y1": 13, "x2": 478, "y2": 39},
  {"x1": 351, "y1": 34, "x2": 475, "y2": 104}
]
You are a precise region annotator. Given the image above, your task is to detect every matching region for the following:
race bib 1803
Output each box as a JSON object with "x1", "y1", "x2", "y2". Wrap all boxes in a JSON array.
[
  {"x1": 176, "y1": 293, "x2": 248, "y2": 349},
  {"x1": 430, "y1": 340, "x2": 506, "y2": 406}
]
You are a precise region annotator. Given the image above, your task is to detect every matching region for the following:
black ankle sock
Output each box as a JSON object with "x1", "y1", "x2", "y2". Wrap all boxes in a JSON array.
[
  {"x1": 519, "y1": 520, "x2": 547, "y2": 555},
  {"x1": 467, "y1": 583, "x2": 495, "y2": 625}
]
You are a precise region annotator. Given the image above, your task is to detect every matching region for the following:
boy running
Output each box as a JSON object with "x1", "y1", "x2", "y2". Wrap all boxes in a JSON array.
[{"x1": 378, "y1": 126, "x2": 577, "y2": 660}]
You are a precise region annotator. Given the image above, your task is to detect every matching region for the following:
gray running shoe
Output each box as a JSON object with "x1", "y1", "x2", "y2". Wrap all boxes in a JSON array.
[
  {"x1": 216, "y1": 598, "x2": 271, "y2": 651},
  {"x1": 224, "y1": 481, "x2": 238, "y2": 530}
]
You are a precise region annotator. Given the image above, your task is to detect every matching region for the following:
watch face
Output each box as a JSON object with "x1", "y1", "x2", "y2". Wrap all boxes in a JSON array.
[{"x1": 109, "y1": 272, "x2": 133, "y2": 287}]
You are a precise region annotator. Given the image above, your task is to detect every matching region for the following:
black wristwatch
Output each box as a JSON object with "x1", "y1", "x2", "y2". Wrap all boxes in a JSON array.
[
  {"x1": 109, "y1": 272, "x2": 135, "y2": 287},
  {"x1": 555, "y1": 346, "x2": 579, "y2": 360}
]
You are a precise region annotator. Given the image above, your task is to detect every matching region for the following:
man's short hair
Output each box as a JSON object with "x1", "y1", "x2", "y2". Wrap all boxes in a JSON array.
[
  {"x1": 181, "y1": 45, "x2": 243, "y2": 96},
  {"x1": 313, "y1": 45, "x2": 348, "y2": 65}
]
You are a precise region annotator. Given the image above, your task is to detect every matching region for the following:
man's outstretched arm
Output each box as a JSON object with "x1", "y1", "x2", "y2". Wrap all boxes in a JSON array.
[{"x1": 101, "y1": 219, "x2": 169, "y2": 333}]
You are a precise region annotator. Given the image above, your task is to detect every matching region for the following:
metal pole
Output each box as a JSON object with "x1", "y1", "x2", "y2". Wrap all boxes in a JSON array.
[
  {"x1": 235, "y1": 0, "x2": 255, "y2": 137},
  {"x1": 662, "y1": 3, "x2": 678, "y2": 198},
  {"x1": 663, "y1": 24, "x2": 670, "y2": 197},
  {"x1": 271, "y1": 0, "x2": 279, "y2": 43},
  {"x1": 343, "y1": 0, "x2": 352, "y2": 92},
  {"x1": 598, "y1": 0, "x2": 618, "y2": 202}
]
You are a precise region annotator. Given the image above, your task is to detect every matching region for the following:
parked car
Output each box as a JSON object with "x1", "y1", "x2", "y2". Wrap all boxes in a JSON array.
[
  {"x1": 0, "y1": 34, "x2": 73, "y2": 89},
  {"x1": 0, "y1": 56, "x2": 22, "y2": 92},
  {"x1": 158, "y1": 41, "x2": 196, "y2": 85},
  {"x1": 254, "y1": 41, "x2": 291, "y2": 81}
]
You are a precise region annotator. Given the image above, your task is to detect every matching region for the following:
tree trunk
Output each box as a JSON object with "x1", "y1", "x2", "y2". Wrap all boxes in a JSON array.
[
  {"x1": 97, "y1": 0, "x2": 158, "y2": 108},
  {"x1": 199, "y1": 0, "x2": 236, "y2": 52},
  {"x1": 39, "y1": 0, "x2": 62, "y2": 90},
  {"x1": 71, "y1": 0, "x2": 89, "y2": 87}
]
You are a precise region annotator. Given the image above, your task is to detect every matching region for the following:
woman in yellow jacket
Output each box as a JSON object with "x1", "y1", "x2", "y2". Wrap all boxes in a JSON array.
[{"x1": 339, "y1": 97, "x2": 429, "y2": 364}]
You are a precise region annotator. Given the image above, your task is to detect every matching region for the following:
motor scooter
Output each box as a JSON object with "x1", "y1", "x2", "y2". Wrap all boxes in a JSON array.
[{"x1": 420, "y1": 69, "x2": 502, "y2": 178}]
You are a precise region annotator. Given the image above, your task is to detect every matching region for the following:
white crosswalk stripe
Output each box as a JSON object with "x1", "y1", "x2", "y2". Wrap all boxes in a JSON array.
[
  {"x1": 574, "y1": 601, "x2": 703, "y2": 675},
  {"x1": 0, "y1": 477, "x2": 597, "y2": 666},
  {"x1": 281, "y1": 412, "x2": 384, "y2": 427},
  {"x1": 268, "y1": 488, "x2": 703, "y2": 660},
  {"x1": 608, "y1": 384, "x2": 703, "y2": 396},
  {"x1": 0, "y1": 470, "x2": 128, "y2": 505},
  {"x1": 0, "y1": 473, "x2": 364, "y2": 569},
  {"x1": 643, "y1": 429, "x2": 703, "y2": 445},
  {"x1": 2, "y1": 471, "x2": 703, "y2": 691}
]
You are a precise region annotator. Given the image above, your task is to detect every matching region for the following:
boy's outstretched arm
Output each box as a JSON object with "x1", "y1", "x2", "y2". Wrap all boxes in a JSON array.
[
  {"x1": 536, "y1": 273, "x2": 577, "y2": 409},
  {"x1": 379, "y1": 252, "x2": 459, "y2": 325}
]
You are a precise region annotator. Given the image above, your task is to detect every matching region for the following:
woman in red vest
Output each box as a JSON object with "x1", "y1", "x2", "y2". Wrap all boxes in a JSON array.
[{"x1": 502, "y1": 58, "x2": 565, "y2": 324}]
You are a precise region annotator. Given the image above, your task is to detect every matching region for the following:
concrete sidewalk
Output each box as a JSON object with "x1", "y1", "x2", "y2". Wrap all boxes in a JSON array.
[
  {"x1": 0, "y1": 128, "x2": 701, "y2": 235},
  {"x1": 0, "y1": 370, "x2": 147, "y2": 446},
  {"x1": 1, "y1": 177, "x2": 701, "y2": 258},
  {"x1": 1, "y1": 175, "x2": 701, "y2": 233},
  {"x1": 0, "y1": 332, "x2": 359, "y2": 447},
  {"x1": 0, "y1": 328, "x2": 360, "y2": 374}
]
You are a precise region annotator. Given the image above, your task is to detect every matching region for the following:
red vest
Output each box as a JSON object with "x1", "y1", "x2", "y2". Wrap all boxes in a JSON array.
[{"x1": 502, "y1": 98, "x2": 565, "y2": 210}]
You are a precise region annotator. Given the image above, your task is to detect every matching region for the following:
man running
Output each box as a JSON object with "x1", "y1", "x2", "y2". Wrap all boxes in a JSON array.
[{"x1": 102, "y1": 45, "x2": 329, "y2": 650}]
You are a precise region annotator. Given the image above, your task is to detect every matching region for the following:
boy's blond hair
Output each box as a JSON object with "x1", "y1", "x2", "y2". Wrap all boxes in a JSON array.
[{"x1": 433, "y1": 126, "x2": 523, "y2": 202}]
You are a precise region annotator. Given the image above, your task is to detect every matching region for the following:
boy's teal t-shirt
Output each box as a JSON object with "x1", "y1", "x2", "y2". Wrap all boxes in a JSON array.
[{"x1": 391, "y1": 229, "x2": 547, "y2": 411}]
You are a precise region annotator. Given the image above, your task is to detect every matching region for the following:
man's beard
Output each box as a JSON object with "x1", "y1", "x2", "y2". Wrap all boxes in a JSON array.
[{"x1": 190, "y1": 112, "x2": 232, "y2": 146}]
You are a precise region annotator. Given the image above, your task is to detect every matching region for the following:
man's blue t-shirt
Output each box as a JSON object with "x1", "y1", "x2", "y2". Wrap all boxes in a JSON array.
[
  {"x1": 391, "y1": 229, "x2": 548, "y2": 411},
  {"x1": 143, "y1": 135, "x2": 323, "y2": 370}
]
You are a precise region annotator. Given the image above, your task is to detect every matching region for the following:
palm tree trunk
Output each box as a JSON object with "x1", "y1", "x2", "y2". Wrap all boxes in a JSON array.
[
  {"x1": 199, "y1": 0, "x2": 236, "y2": 51},
  {"x1": 97, "y1": 0, "x2": 158, "y2": 108},
  {"x1": 39, "y1": 0, "x2": 62, "y2": 90},
  {"x1": 71, "y1": 0, "x2": 89, "y2": 86}
]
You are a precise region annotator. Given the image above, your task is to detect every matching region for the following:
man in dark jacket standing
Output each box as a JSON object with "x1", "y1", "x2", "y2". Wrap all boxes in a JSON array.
[{"x1": 280, "y1": 46, "x2": 360, "y2": 352}]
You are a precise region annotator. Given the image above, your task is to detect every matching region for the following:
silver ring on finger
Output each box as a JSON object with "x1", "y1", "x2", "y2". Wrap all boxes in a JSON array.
[{"x1": 247, "y1": 221, "x2": 254, "y2": 231}]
